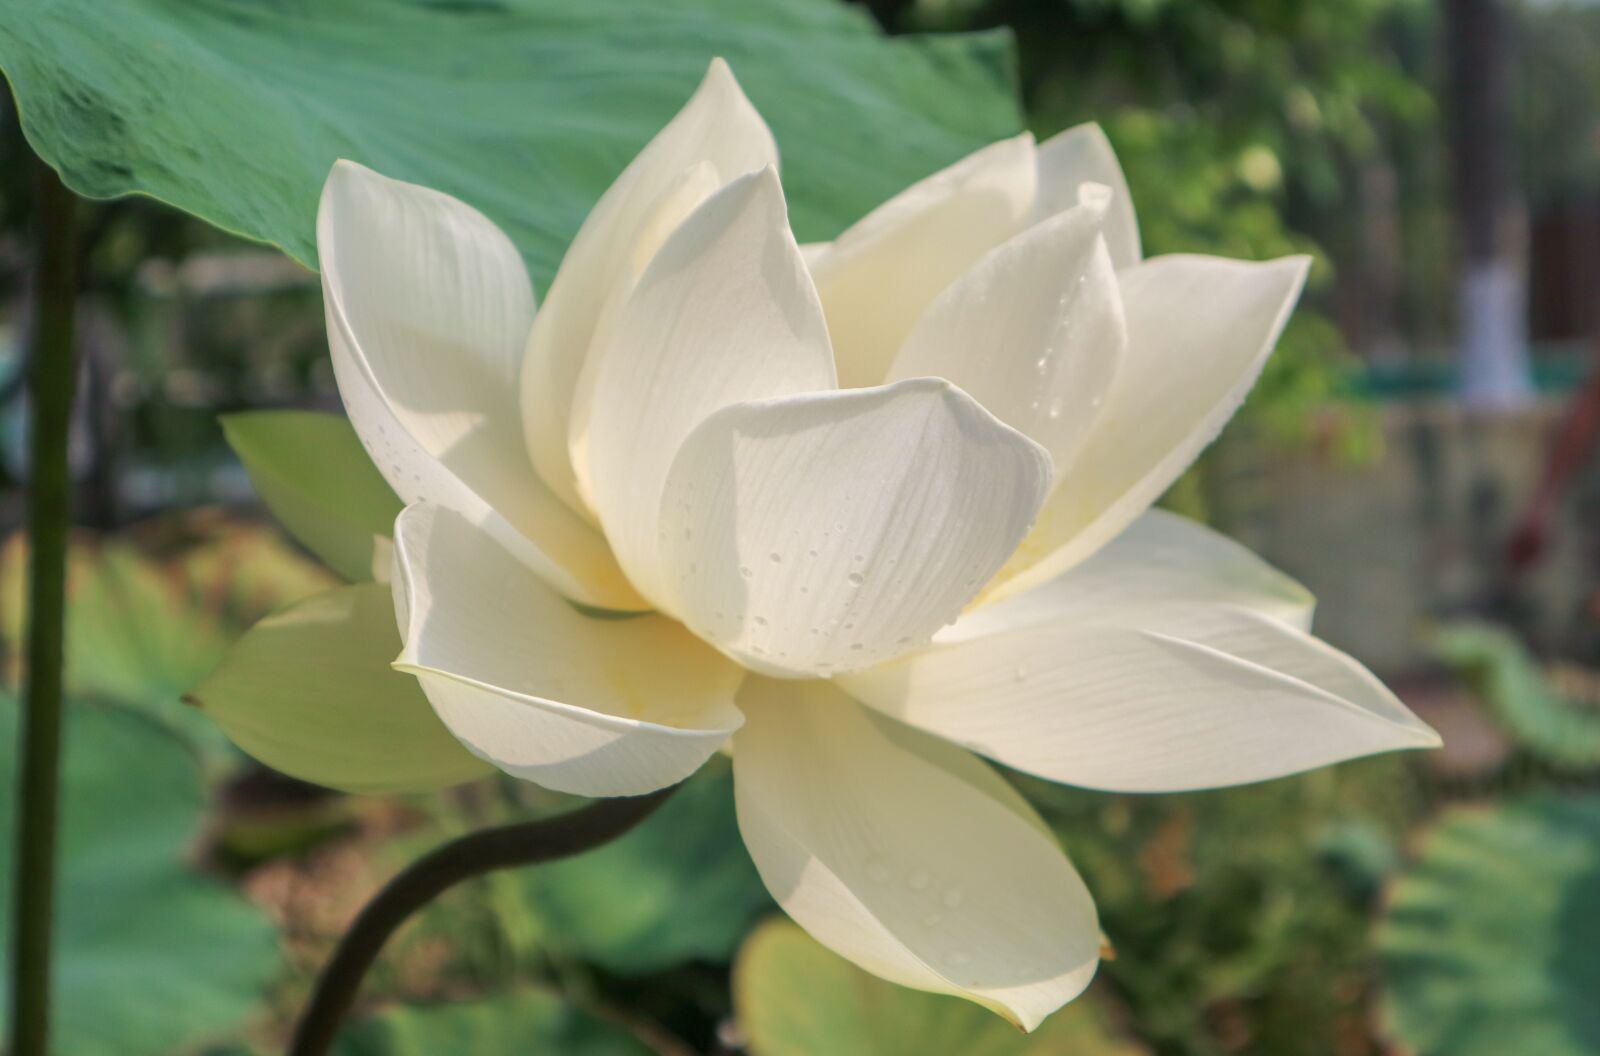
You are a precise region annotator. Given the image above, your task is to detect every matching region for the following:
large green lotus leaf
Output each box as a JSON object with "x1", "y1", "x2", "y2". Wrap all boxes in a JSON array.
[
  {"x1": 517, "y1": 756, "x2": 772, "y2": 973},
  {"x1": 735, "y1": 919, "x2": 1147, "y2": 1056},
  {"x1": 1434, "y1": 621, "x2": 1600, "y2": 769},
  {"x1": 0, "y1": 515, "x2": 333, "y2": 763},
  {"x1": 223, "y1": 411, "x2": 402, "y2": 582},
  {"x1": 1379, "y1": 793, "x2": 1600, "y2": 1055},
  {"x1": 0, "y1": 698, "x2": 280, "y2": 1055},
  {"x1": 0, "y1": 0, "x2": 1020, "y2": 284},
  {"x1": 335, "y1": 990, "x2": 652, "y2": 1056}
]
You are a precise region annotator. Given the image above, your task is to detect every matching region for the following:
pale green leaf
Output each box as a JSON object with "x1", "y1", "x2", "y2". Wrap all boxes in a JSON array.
[
  {"x1": 189, "y1": 581, "x2": 491, "y2": 794},
  {"x1": 224, "y1": 410, "x2": 402, "y2": 581}
]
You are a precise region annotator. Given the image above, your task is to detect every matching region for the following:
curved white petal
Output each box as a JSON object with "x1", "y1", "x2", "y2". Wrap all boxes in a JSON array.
[
  {"x1": 809, "y1": 134, "x2": 1037, "y2": 388},
  {"x1": 581, "y1": 167, "x2": 836, "y2": 610},
  {"x1": 945, "y1": 508, "x2": 1314, "y2": 643},
  {"x1": 733, "y1": 677, "x2": 1099, "y2": 1030},
  {"x1": 1033, "y1": 123, "x2": 1141, "y2": 269},
  {"x1": 657, "y1": 379, "x2": 1051, "y2": 677},
  {"x1": 522, "y1": 59, "x2": 778, "y2": 516},
  {"x1": 390, "y1": 503, "x2": 744, "y2": 797},
  {"x1": 840, "y1": 603, "x2": 1438, "y2": 793},
  {"x1": 988, "y1": 253, "x2": 1310, "y2": 603},
  {"x1": 888, "y1": 199, "x2": 1125, "y2": 479},
  {"x1": 319, "y1": 160, "x2": 642, "y2": 610}
]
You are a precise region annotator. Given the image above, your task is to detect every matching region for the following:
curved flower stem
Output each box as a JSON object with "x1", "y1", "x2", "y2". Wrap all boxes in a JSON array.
[
  {"x1": 288, "y1": 785, "x2": 681, "y2": 1056},
  {"x1": 7, "y1": 159, "x2": 79, "y2": 1056}
]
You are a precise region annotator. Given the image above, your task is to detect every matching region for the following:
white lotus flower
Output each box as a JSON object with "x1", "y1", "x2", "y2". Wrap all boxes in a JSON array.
[{"x1": 212, "y1": 60, "x2": 1440, "y2": 1029}]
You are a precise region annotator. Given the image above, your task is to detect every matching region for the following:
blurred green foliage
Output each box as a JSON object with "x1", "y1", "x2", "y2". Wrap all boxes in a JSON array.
[
  {"x1": 895, "y1": 0, "x2": 1447, "y2": 457},
  {"x1": 513, "y1": 762, "x2": 772, "y2": 976},
  {"x1": 0, "y1": 512, "x2": 333, "y2": 767},
  {"x1": 1380, "y1": 794, "x2": 1600, "y2": 1056},
  {"x1": 1434, "y1": 621, "x2": 1600, "y2": 771},
  {"x1": 0, "y1": 697, "x2": 281, "y2": 1055},
  {"x1": 1024, "y1": 757, "x2": 1427, "y2": 1056},
  {"x1": 335, "y1": 990, "x2": 654, "y2": 1056}
]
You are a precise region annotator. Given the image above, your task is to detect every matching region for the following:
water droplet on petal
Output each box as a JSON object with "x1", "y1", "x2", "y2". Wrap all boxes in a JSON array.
[
  {"x1": 769, "y1": 552, "x2": 782, "y2": 563},
  {"x1": 942, "y1": 888, "x2": 965, "y2": 908},
  {"x1": 909, "y1": 870, "x2": 931, "y2": 891},
  {"x1": 739, "y1": 566, "x2": 753, "y2": 580},
  {"x1": 847, "y1": 572, "x2": 865, "y2": 587}
]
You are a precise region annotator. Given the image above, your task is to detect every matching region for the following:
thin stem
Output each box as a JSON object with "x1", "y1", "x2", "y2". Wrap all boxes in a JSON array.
[
  {"x1": 7, "y1": 161, "x2": 79, "y2": 1056},
  {"x1": 288, "y1": 785, "x2": 679, "y2": 1056}
]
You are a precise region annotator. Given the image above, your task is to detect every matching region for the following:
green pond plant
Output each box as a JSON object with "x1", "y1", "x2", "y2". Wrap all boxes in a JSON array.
[{"x1": 181, "y1": 60, "x2": 1439, "y2": 1048}]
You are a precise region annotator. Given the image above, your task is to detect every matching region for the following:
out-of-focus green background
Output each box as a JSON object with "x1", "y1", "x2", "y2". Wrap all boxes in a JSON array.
[{"x1": 2, "y1": 1, "x2": 1599, "y2": 1054}]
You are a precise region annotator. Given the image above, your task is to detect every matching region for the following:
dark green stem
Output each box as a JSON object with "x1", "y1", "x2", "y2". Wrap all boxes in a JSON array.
[
  {"x1": 7, "y1": 160, "x2": 79, "y2": 1056},
  {"x1": 288, "y1": 785, "x2": 679, "y2": 1056}
]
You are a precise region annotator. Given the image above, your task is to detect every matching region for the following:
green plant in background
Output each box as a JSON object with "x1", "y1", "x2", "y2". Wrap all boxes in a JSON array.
[
  {"x1": 898, "y1": 0, "x2": 1442, "y2": 457},
  {"x1": 1370, "y1": 626, "x2": 1600, "y2": 1055},
  {"x1": 1433, "y1": 621, "x2": 1600, "y2": 771},
  {"x1": 1379, "y1": 794, "x2": 1600, "y2": 1056},
  {"x1": 0, "y1": 514, "x2": 334, "y2": 767},
  {"x1": 1020, "y1": 757, "x2": 1426, "y2": 1056},
  {"x1": 334, "y1": 990, "x2": 653, "y2": 1056},
  {"x1": 0, "y1": 698, "x2": 280, "y2": 1055}
]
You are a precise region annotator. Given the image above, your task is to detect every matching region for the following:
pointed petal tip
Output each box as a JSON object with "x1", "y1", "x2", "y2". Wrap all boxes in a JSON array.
[
  {"x1": 320, "y1": 157, "x2": 382, "y2": 213},
  {"x1": 1409, "y1": 717, "x2": 1445, "y2": 750},
  {"x1": 696, "y1": 54, "x2": 758, "y2": 115},
  {"x1": 980, "y1": 955, "x2": 1099, "y2": 1034},
  {"x1": 1271, "y1": 252, "x2": 1314, "y2": 296}
]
